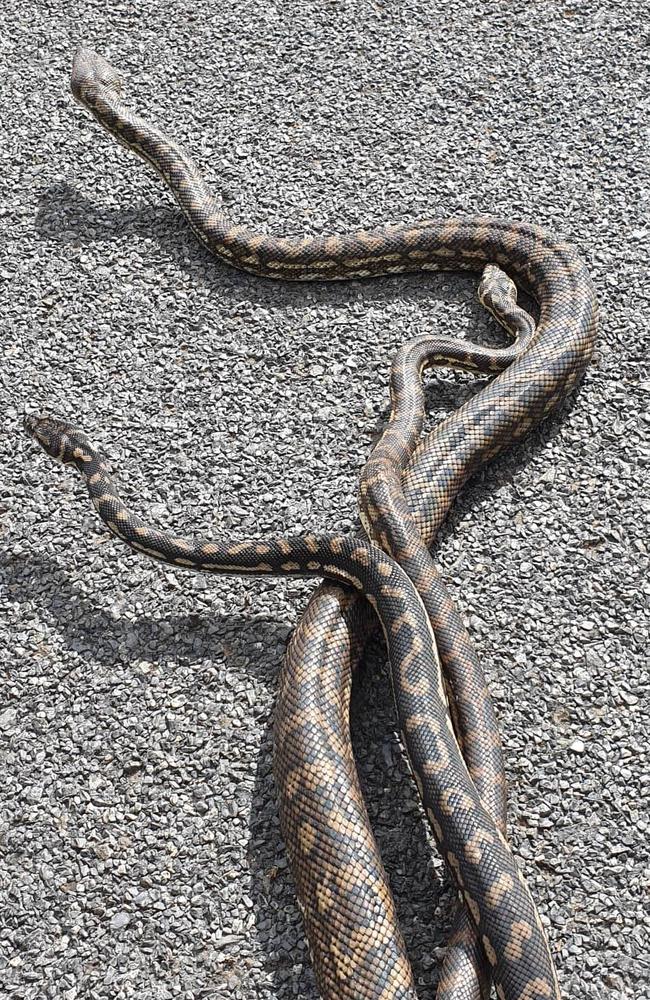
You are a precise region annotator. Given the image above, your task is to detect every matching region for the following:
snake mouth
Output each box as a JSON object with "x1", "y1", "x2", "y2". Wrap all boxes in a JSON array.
[{"x1": 71, "y1": 45, "x2": 124, "y2": 105}]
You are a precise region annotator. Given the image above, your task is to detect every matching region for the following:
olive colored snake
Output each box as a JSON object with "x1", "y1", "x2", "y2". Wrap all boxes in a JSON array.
[{"x1": 27, "y1": 45, "x2": 598, "y2": 1000}]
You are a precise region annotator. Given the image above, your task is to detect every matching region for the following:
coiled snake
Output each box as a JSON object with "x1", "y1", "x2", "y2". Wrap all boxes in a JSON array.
[{"x1": 27, "y1": 46, "x2": 598, "y2": 1000}]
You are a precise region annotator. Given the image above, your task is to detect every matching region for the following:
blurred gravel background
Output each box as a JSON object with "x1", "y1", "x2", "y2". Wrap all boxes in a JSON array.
[{"x1": 1, "y1": 2, "x2": 648, "y2": 998}]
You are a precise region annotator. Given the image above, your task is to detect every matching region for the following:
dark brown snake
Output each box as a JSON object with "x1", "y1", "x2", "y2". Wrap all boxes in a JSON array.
[{"x1": 27, "y1": 45, "x2": 598, "y2": 1000}]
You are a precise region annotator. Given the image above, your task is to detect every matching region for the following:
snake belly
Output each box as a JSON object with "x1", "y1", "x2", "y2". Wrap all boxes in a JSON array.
[{"x1": 63, "y1": 45, "x2": 599, "y2": 1000}]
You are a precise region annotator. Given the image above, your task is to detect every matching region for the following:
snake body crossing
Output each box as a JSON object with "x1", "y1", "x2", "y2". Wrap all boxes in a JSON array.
[
  {"x1": 24, "y1": 378, "x2": 548, "y2": 1000},
  {"x1": 30, "y1": 45, "x2": 598, "y2": 1000}
]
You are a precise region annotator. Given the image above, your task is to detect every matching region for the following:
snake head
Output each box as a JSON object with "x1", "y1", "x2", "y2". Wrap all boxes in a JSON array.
[
  {"x1": 71, "y1": 45, "x2": 123, "y2": 106},
  {"x1": 23, "y1": 414, "x2": 93, "y2": 466}
]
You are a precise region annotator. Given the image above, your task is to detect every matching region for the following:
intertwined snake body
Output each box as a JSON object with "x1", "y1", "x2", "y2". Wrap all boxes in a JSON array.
[{"x1": 30, "y1": 45, "x2": 598, "y2": 1000}]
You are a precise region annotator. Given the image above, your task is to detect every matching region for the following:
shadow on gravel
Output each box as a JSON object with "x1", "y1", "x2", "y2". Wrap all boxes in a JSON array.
[
  {"x1": 1, "y1": 550, "x2": 283, "y2": 674},
  {"x1": 3, "y1": 550, "x2": 446, "y2": 998}
]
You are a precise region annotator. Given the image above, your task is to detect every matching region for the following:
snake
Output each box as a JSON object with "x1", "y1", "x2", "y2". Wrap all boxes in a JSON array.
[
  {"x1": 25, "y1": 355, "x2": 555, "y2": 1000},
  {"x1": 39, "y1": 44, "x2": 598, "y2": 1000},
  {"x1": 274, "y1": 268, "x2": 538, "y2": 1000},
  {"x1": 357, "y1": 272, "x2": 536, "y2": 999}
]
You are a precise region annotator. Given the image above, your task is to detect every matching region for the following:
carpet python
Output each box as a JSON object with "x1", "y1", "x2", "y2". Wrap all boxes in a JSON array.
[{"x1": 26, "y1": 44, "x2": 598, "y2": 1000}]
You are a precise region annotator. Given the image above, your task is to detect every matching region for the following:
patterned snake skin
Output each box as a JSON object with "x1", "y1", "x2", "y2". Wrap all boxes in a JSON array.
[{"x1": 36, "y1": 44, "x2": 598, "y2": 1000}]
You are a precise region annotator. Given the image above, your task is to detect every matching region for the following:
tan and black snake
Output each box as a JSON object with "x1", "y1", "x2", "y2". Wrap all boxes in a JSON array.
[{"x1": 27, "y1": 45, "x2": 598, "y2": 1000}]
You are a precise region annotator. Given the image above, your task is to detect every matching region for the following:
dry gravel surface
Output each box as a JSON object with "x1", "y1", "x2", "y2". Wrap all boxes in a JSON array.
[{"x1": 1, "y1": 2, "x2": 648, "y2": 999}]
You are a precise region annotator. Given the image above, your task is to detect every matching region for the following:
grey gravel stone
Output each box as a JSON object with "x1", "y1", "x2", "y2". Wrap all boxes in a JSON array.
[{"x1": 1, "y1": 2, "x2": 648, "y2": 1000}]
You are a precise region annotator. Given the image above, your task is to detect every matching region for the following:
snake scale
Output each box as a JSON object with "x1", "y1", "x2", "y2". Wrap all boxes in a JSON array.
[{"x1": 27, "y1": 45, "x2": 598, "y2": 1000}]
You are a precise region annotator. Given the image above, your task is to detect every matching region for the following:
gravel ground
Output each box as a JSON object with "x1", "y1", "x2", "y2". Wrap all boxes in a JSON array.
[{"x1": 1, "y1": 2, "x2": 648, "y2": 998}]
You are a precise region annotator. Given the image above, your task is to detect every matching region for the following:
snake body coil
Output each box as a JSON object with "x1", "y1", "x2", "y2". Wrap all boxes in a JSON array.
[{"x1": 31, "y1": 45, "x2": 599, "y2": 1000}]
